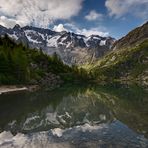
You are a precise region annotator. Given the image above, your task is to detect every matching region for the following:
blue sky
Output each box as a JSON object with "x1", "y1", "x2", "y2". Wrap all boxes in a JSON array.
[{"x1": 0, "y1": 0, "x2": 148, "y2": 39}]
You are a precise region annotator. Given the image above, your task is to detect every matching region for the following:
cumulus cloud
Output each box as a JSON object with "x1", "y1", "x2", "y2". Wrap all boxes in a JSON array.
[
  {"x1": 80, "y1": 28, "x2": 109, "y2": 37},
  {"x1": 85, "y1": 10, "x2": 103, "y2": 21},
  {"x1": 0, "y1": 16, "x2": 17, "y2": 28},
  {"x1": 53, "y1": 24, "x2": 67, "y2": 32},
  {"x1": 64, "y1": 23, "x2": 109, "y2": 37},
  {"x1": 64, "y1": 23, "x2": 81, "y2": 33},
  {"x1": 105, "y1": 0, "x2": 148, "y2": 19},
  {"x1": 0, "y1": 16, "x2": 28, "y2": 28},
  {"x1": 0, "y1": 0, "x2": 84, "y2": 28}
]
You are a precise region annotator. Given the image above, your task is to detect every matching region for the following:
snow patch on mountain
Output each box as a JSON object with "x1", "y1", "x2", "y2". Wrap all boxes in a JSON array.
[
  {"x1": 47, "y1": 35, "x2": 61, "y2": 47},
  {"x1": 8, "y1": 33, "x2": 19, "y2": 40},
  {"x1": 100, "y1": 40, "x2": 106, "y2": 46}
]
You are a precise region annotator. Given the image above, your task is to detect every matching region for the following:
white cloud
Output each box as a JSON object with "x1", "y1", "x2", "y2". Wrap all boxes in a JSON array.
[
  {"x1": 53, "y1": 24, "x2": 67, "y2": 32},
  {"x1": 0, "y1": 0, "x2": 84, "y2": 28},
  {"x1": 0, "y1": 16, "x2": 16, "y2": 28},
  {"x1": 0, "y1": 16, "x2": 28, "y2": 28},
  {"x1": 105, "y1": 0, "x2": 148, "y2": 19},
  {"x1": 64, "y1": 23, "x2": 109, "y2": 37},
  {"x1": 80, "y1": 28, "x2": 109, "y2": 37},
  {"x1": 85, "y1": 10, "x2": 103, "y2": 21},
  {"x1": 64, "y1": 23, "x2": 81, "y2": 33}
]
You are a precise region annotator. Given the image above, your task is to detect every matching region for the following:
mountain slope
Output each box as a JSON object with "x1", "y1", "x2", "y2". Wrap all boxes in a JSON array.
[
  {"x1": 0, "y1": 36, "x2": 90, "y2": 86},
  {"x1": 91, "y1": 22, "x2": 148, "y2": 85},
  {"x1": 112, "y1": 22, "x2": 148, "y2": 50},
  {"x1": 0, "y1": 25, "x2": 115, "y2": 65}
]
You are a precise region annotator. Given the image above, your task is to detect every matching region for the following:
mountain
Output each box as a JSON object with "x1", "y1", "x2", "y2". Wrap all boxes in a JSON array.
[
  {"x1": 0, "y1": 35, "x2": 91, "y2": 86},
  {"x1": 0, "y1": 24, "x2": 115, "y2": 65},
  {"x1": 90, "y1": 22, "x2": 148, "y2": 85},
  {"x1": 112, "y1": 22, "x2": 148, "y2": 50},
  {"x1": 0, "y1": 22, "x2": 147, "y2": 86}
]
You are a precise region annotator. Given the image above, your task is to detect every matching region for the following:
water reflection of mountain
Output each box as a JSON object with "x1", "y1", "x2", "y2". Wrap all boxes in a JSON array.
[{"x1": 0, "y1": 84, "x2": 147, "y2": 138}]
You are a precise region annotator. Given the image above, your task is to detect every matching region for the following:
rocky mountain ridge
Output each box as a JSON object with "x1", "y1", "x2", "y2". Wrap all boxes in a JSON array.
[
  {"x1": 112, "y1": 22, "x2": 148, "y2": 50},
  {"x1": 0, "y1": 24, "x2": 115, "y2": 65}
]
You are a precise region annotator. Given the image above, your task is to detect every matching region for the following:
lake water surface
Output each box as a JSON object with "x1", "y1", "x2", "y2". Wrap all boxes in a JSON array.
[{"x1": 0, "y1": 84, "x2": 148, "y2": 148}]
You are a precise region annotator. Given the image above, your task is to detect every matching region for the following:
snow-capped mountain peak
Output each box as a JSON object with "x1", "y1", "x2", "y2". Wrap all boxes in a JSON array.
[{"x1": 0, "y1": 25, "x2": 115, "y2": 65}]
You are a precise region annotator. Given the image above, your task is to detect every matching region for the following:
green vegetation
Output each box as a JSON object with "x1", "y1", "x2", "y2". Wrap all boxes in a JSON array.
[
  {"x1": 0, "y1": 35, "x2": 90, "y2": 85},
  {"x1": 91, "y1": 40, "x2": 148, "y2": 83},
  {"x1": 0, "y1": 35, "x2": 147, "y2": 86}
]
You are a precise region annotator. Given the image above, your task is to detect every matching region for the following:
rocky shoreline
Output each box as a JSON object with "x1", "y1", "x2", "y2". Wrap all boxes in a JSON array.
[
  {"x1": 0, "y1": 86, "x2": 27, "y2": 95},
  {"x1": 0, "y1": 72, "x2": 64, "y2": 95},
  {"x1": 0, "y1": 85, "x2": 40, "y2": 95}
]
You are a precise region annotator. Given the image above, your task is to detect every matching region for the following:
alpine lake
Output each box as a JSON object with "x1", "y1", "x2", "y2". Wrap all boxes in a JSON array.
[{"x1": 0, "y1": 83, "x2": 148, "y2": 148}]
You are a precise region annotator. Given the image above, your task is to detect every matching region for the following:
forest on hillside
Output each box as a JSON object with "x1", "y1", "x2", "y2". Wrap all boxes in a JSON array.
[{"x1": 0, "y1": 35, "x2": 90, "y2": 85}]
